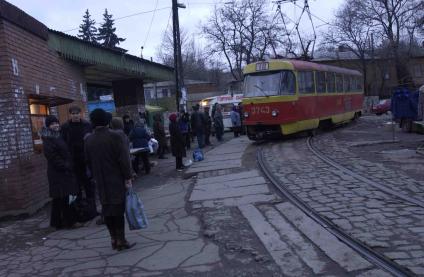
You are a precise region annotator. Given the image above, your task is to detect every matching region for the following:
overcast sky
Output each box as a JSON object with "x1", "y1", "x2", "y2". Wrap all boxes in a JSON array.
[{"x1": 8, "y1": 0, "x2": 345, "y2": 61}]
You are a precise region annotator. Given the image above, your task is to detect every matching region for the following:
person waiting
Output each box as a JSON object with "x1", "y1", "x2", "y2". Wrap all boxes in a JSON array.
[{"x1": 129, "y1": 121, "x2": 151, "y2": 175}]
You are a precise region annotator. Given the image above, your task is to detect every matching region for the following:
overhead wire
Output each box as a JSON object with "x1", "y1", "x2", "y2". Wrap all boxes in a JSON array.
[
  {"x1": 143, "y1": 0, "x2": 160, "y2": 48},
  {"x1": 63, "y1": 6, "x2": 171, "y2": 33},
  {"x1": 163, "y1": 9, "x2": 173, "y2": 40},
  {"x1": 292, "y1": 1, "x2": 331, "y2": 26}
]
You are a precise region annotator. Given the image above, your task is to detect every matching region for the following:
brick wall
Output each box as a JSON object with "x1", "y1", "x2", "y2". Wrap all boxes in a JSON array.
[
  {"x1": 0, "y1": 19, "x2": 86, "y2": 217},
  {"x1": 187, "y1": 83, "x2": 220, "y2": 95}
]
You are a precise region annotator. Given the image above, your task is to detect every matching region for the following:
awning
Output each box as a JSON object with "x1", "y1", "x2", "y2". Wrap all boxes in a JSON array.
[
  {"x1": 29, "y1": 94, "x2": 73, "y2": 107},
  {"x1": 48, "y1": 30, "x2": 174, "y2": 86}
]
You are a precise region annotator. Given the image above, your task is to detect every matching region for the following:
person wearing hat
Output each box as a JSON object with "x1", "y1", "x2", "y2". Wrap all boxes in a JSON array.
[
  {"x1": 169, "y1": 113, "x2": 186, "y2": 171},
  {"x1": 41, "y1": 115, "x2": 79, "y2": 229},
  {"x1": 84, "y1": 109, "x2": 135, "y2": 251},
  {"x1": 60, "y1": 105, "x2": 95, "y2": 213}
]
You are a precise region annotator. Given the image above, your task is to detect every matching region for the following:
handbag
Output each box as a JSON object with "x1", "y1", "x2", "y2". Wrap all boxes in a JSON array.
[{"x1": 125, "y1": 188, "x2": 148, "y2": 230}]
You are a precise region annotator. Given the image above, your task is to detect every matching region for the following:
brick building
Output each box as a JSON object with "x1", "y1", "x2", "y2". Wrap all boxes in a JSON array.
[
  {"x1": 0, "y1": 1, "x2": 172, "y2": 217},
  {"x1": 315, "y1": 49, "x2": 424, "y2": 98}
]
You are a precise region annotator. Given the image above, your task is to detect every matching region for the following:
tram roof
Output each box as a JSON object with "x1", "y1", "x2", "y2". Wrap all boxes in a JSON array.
[{"x1": 244, "y1": 59, "x2": 362, "y2": 76}]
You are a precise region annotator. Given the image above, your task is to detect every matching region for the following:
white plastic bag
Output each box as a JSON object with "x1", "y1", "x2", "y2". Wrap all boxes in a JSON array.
[
  {"x1": 148, "y1": 138, "x2": 158, "y2": 153},
  {"x1": 183, "y1": 159, "x2": 193, "y2": 167},
  {"x1": 69, "y1": 195, "x2": 77, "y2": 205}
]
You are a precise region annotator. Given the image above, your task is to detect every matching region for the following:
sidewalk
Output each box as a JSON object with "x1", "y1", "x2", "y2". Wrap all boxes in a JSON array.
[{"x1": 0, "y1": 136, "x2": 387, "y2": 276}]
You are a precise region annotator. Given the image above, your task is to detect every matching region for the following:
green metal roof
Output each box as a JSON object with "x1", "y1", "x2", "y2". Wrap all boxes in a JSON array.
[{"x1": 47, "y1": 30, "x2": 174, "y2": 83}]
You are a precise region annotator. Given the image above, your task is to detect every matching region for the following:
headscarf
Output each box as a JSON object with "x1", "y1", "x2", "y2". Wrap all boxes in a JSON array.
[{"x1": 169, "y1": 113, "x2": 178, "y2": 122}]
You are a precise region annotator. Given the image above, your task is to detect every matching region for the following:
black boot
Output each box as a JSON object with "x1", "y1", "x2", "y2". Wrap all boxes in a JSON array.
[
  {"x1": 104, "y1": 216, "x2": 117, "y2": 250},
  {"x1": 115, "y1": 216, "x2": 135, "y2": 251}
]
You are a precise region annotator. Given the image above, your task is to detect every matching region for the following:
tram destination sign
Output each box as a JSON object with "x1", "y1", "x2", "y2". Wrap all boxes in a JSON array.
[{"x1": 256, "y1": 62, "x2": 269, "y2": 71}]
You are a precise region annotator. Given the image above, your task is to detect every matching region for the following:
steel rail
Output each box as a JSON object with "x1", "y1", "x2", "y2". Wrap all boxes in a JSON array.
[
  {"x1": 257, "y1": 145, "x2": 414, "y2": 277},
  {"x1": 307, "y1": 137, "x2": 424, "y2": 209}
]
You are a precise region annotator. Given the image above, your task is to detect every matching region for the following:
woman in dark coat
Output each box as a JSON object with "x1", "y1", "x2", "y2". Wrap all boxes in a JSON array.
[
  {"x1": 129, "y1": 121, "x2": 151, "y2": 174},
  {"x1": 169, "y1": 113, "x2": 186, "y2": 171},
  {"x1": 41, "y1": 115, "x2": 78, "y2": 229},
  {"x1": 153, "y1": 114, "x2": 167, "y2": 159},
  {"x1": 122, "y1": 115, "x2": 134, "y2": 136},
  {"x1": 85, "y1": 109, "x2": 134, "y2": 251}
]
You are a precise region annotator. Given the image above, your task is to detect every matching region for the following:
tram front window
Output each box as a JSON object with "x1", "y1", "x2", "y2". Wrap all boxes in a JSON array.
[
  {"x1": 244, "y1": 71, "x2": 295, "y2": 97},
  {"x1": 244, "y1": 72, "x2": 281, "y2": 97}
]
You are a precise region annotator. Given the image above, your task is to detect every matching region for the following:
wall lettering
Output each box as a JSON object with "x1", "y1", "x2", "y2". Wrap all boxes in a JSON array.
[{"x1": 12, "y1": 58, "x2": 19, "y2": 76}]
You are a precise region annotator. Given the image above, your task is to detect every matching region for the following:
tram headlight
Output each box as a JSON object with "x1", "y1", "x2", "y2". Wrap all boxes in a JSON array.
[
  {"x1": 271, "y1": 110, "x2": 279, "y2": 117},
  {"x1": 244, "y1": 112, "x2": 249, "y2": 118}
]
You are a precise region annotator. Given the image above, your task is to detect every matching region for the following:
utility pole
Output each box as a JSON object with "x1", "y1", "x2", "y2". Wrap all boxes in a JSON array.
[{"x1": 172, "y1": 0, "x2": 186, "y2": 112}]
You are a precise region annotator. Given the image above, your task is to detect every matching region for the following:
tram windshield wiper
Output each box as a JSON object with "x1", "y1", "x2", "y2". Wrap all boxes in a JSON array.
[{"x1": 254, "y1": 84, "x2": 269, "y2": 97}]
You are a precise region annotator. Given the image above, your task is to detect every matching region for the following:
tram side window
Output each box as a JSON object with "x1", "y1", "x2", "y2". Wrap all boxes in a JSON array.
[
  {"x1": 348, "y1": 76, "x2": 355, "y2": 92},
  {"x1": 298, "y1": 71, "x2": 315, "y2": 94},
  {"x1": 356, "y1": 77, "x2": 363, "y2": 91},
  {"x1": 316, "y1": 71, "x2": 326, "y2": 93},
  {"x1": 343, "y1": 75, "x2": 352, "y2": 92},
  {"x1": 280, "y1": 71, "x2": 296, "y2": 95},
  {"x1": 336, "y1": 74, "x2": 343, "y2": 92},
  {"x1": 351, "y1": 77, "x2": 358, "y2": 92},
  {"x1": 327, "y1": 72, "x2": 336, "y2": 93}
]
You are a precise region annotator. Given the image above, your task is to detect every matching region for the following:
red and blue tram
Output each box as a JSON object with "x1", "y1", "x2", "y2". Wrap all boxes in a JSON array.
[{"x1": 242, "y1": 59, "x2": 364, "y2": 140}]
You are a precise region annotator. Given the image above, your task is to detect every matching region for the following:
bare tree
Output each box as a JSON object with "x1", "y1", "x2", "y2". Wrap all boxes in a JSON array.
[
  {"x1": 201, "y1": 0, "x2": 281, "y2": 80},
  {"x1": 156, "y1": 28, "x2": 213, "y2": 81},
  {"x1": 360, "y1": 0, "x2": 423, "y2": 85},
  {"x1": 324, "y1": 0, "x2": 374, "y2": 94}
]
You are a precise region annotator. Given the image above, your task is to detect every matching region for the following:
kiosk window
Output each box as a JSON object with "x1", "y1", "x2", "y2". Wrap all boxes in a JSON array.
[{"x1": 29, "y1": 101, "x2": 50, "y2": 152}]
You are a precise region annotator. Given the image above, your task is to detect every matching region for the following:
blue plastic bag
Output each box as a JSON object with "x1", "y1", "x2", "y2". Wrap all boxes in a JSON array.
[
  {"x1": 125, "y1": 188, "x2": 148, "y2": 230},
  {"x1": 193, "y1": 148, "x2": 204, "y2": 162}
]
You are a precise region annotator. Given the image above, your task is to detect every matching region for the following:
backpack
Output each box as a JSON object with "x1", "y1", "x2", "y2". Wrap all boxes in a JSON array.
[{"x1": 193, "y1": 148, "x2": 204, "y2": 162}]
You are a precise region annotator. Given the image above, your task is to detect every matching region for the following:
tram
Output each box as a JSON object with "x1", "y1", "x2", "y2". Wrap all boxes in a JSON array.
[{"x1": 242, "y1": 59, "x2": 364, "y2": 140}]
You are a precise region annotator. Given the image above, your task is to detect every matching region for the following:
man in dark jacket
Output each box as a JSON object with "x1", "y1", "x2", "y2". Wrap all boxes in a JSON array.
[
  {"x1": 190, "y1": 104, "x2": 206, "y2": 148},
  {"x1": 203, "y1": 107, "x2": 212, "y2": 146},
  {"x1": 61, "y1": 106, "x2": 94, "y2": 203},
  {"x1": 214, "y1": 104, "x2": 224, "y2": 142},
  {"x1": 129, "y1": 121, "x2": 151, "y2": 174},
  {"x1": 41, "y1": 115, "x2": 79, "y2": 229},
  {"x1": 153, "y1": 114, "x2": 167, "y2": 159},
  {"x1": 85, "y1": 108, "x2": 134, "y2": 251},
  {"x1": 169, "y1": 113, "x2": 186, "y2": 171}
]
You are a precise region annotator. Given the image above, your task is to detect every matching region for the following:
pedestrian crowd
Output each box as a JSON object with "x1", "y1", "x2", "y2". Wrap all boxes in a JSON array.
[{"x1": 39, "y1": 102, "x2": 244, "y2": 251}]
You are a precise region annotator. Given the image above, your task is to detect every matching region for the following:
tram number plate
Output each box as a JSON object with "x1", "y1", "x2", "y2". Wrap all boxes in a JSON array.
[
  {"x1": 256, "y1": 62, "x2": 269, "y2": 71},
  {"x1": 251, "y1": 106, "x2": 270, "y2": 114}
]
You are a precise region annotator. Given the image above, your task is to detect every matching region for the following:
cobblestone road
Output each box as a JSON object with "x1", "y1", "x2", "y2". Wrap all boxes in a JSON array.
[{"x1": 262, "y1": 133, "x2": 424, "y2": 275}]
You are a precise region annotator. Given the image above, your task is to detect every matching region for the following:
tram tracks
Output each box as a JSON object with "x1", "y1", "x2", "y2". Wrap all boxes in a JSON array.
[
  {"x1": 307, "y1": 137, "x2": 424, "y2": 209},
  {"x1": 257, "y1": 138, "x2": 416, "y2": 277}
]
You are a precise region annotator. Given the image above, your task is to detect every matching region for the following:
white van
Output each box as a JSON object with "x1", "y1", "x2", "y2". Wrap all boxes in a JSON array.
[{"x1": 200, "y1": 94, "x2": 243, "y2": 130}]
